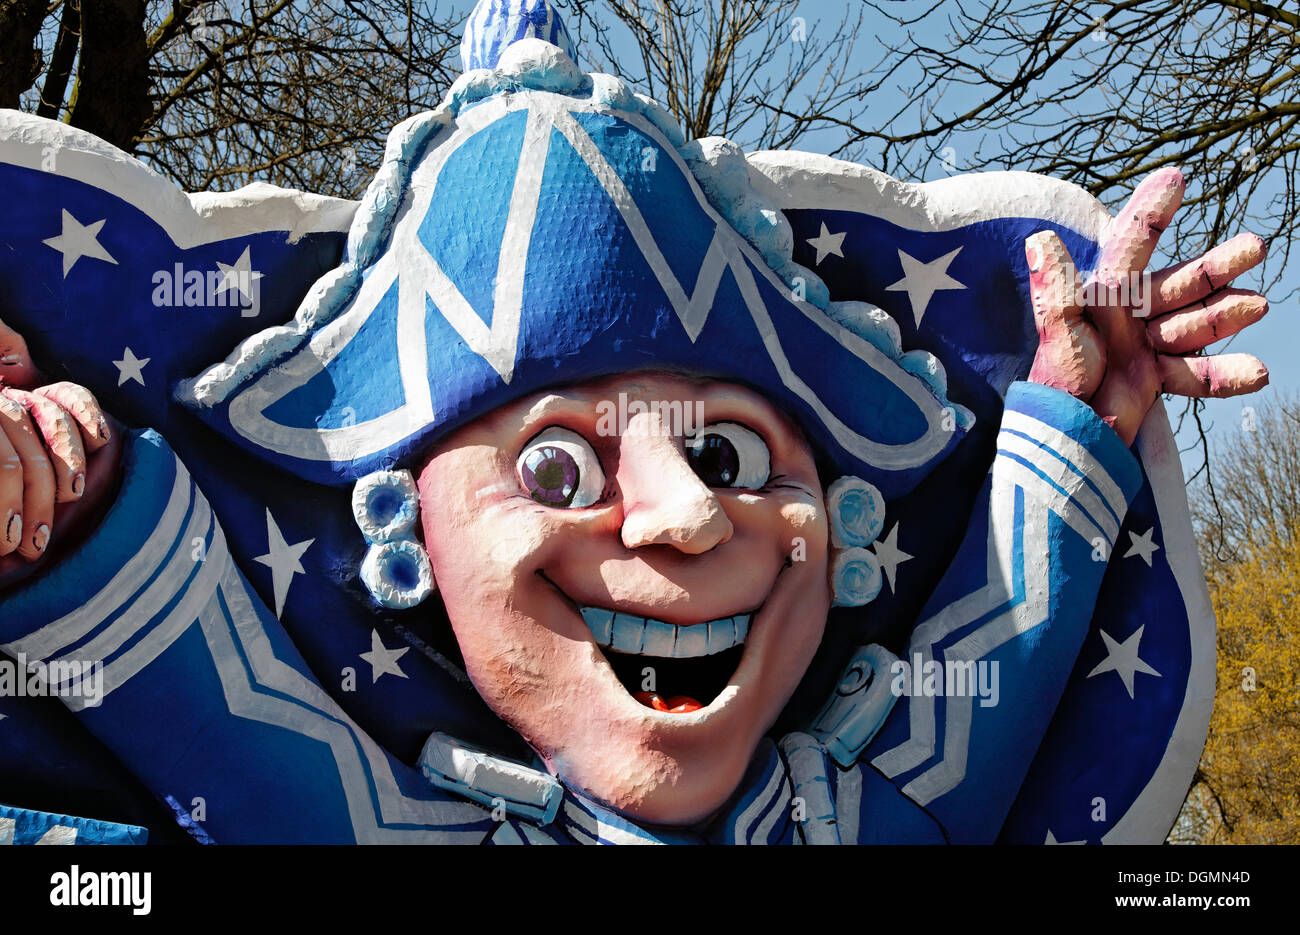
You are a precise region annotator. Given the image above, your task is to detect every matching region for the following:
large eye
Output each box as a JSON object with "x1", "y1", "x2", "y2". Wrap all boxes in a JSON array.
[
  {"x1": 686, "y1": 422, "x2": 770, "y2": 489},
  {"x1": 517, "y1": 427, "x2": 605, "y2": 508}
]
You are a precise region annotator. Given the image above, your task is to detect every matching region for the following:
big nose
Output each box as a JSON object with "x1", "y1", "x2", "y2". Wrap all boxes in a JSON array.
[{"x1": 617, "y1": 415, "x2": 734, "y2": 554}]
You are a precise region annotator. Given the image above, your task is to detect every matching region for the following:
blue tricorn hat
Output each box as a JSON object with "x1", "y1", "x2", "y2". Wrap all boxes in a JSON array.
[{"x1": 178, "y1": 0, "x2": 971, "y2": 498}]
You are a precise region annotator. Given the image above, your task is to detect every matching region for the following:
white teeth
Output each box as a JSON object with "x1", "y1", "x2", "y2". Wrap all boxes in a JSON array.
[
  {"x1": 580, "y1": 607, "x2": 750, "y2": 658},
  {"x1": 582, "y1": 607, "x2": 614, "y2": 645},
  {"x1": 610, "y1": 613, "x2": 646, "y2": 653}
]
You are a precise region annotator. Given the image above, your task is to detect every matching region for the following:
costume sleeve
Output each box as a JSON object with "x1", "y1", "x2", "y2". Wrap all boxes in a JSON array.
[
  {"x1": 862, "y1": 381, "x2": 1144, "y2": 843},
  {"x1": 0, "y1": 429, "x2": 493, "y2": 843}
]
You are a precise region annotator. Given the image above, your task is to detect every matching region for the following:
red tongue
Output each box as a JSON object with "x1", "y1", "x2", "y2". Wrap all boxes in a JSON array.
[{"x1": 633, "y1": 692, "x2": 703, "y2": 714}]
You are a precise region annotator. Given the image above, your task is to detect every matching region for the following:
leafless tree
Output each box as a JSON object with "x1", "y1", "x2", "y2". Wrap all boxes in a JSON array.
[
  {"x1": 2, "y1": 0, "x2": 461, "y2": 197},
  {"x1": 783, "y1": 2, "x2": 1298, "y2": 296},
  {"x1": 565, "y1": 0, "x2": 875, "y2": 148},
  {"x1": 1188, "y1": 393, "x2": 1300, "y2": 562}
]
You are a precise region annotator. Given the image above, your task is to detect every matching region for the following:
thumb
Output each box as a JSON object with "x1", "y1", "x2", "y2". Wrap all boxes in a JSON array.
[
  {"x1": 1026, "y1": 230, "x2": 1084, "y2": 335},
  {"x1": 1026, "y1": 231, "x2": 1105, "y2": 399}
]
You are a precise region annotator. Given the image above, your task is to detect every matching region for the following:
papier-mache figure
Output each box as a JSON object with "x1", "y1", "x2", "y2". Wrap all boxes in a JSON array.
[{"x1": 0, "y1": 0, "x2": 1273, "y2": 844}]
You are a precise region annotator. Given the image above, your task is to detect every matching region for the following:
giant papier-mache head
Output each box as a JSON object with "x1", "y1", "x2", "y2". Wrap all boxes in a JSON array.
[{"x1": 178, "y1": 1, "x2": 980, "y2": 824}]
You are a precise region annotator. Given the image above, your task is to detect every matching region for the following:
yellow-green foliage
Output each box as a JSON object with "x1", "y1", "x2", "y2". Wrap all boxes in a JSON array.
[{"x1": 1170, "y1": 397, "x2": 1300, "y2": 844}]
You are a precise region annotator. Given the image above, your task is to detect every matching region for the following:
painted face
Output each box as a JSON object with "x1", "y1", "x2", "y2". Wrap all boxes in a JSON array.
[{"x1": 417, "y1": 372, "x2": 830, "y2": 826}]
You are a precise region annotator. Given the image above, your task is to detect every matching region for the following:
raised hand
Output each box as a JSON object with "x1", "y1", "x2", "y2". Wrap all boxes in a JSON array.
[
  {"x1": 1026, "y1": 167, "x2": 1269, "y2": 445},
  {"x1": 0, "y1": 316, "x2": 120, "y2": 575}
]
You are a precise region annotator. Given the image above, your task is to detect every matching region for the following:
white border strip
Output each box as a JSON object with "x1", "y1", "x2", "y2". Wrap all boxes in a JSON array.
[
  {"x1": 1102, "y1": 400, "x2": 1215, "y2": 843},
  {"x1": 745, "y1": 150, "x2": 1113, "y2": 247},
  {"x1": 0, "y1": 111, "x2": 357, "y2": 247}
]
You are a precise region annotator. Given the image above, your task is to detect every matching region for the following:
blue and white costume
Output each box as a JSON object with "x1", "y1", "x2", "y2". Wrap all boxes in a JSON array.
[
  {"x1": 0, "y1": 381, "x2": 1139, "y2": 844},
  {"x1": 0, "y1": 1, "x2": 1210, "y2": 844}
]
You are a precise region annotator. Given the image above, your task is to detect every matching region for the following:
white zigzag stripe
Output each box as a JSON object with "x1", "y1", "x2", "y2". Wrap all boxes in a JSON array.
[
  {"x1": 871, "y1": 466, "x2": 1019, "y2": 778},
  {"x1": 204, "y1": 560, "x2": 488, "y2": 842},
  {"x1": 996, "y1": 431, "x2": 1118, "y2": 542},
  {"x1": 873, "y1": 425, "x2": 1130, "y2": 801},
  {"x1": 560, "y1": 799, "x2": 663, "y2": 846},
  {"x1": 733, "y1": 754, "x2": 789, "y2": 844},
  {"x1": 1001, "y1": 410, "x2": 1127, "y2": 520},
  {"x1": 8, "y1": 463, "x2": 191, "y2": 662},
  {"x1": 898, "y1": 473, "x2": 1049, "y2": 803},
  {"x1": 60, "y1": 491, "x2": 212, "y2": 669},
  {"x1": 67, "y1": 516, "x2": 224, "y2": 711}
]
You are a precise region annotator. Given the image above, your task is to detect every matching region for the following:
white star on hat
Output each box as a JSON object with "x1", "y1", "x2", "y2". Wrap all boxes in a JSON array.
[
  {"x1": 214, "y1": 246, "x2": 264, "y2": 303},
  {"x1": 805, "y1": 223, "x2": 846, "y2": 266},
  {"x1": 886, "y1": 247, "x2": 966, "y2": 327},
  {"x1": 43, "y1": 210, "x2": 118, "y2": 278}
]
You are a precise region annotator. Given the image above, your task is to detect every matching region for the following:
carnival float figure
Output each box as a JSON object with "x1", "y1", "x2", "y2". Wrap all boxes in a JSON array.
[{"x1": 0, "y1": 1, "x2": 1274, "y2": 843}]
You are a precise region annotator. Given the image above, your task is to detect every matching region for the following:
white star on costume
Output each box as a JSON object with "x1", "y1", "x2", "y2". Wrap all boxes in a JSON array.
[
  {"x1": 1123, "y1": 527, "x2": 1160, "y2": 566},
  {"x1": 805, "y1": 223, "x2": 846, "y2": 265},
  {"x1": 113, "y1": 347, "x2": 150, "y2": 387},
  {"x1": 253, "y1": 509, "x2": 314, "y2": 618},
  {"x1": 213, "y1": 246, "x2": 264, "y2": 302},
  {"x1": 1087, "y1": 625, "x2": 1162, "y2": 700},
  {"x1": 886, "y1": 247, "x2": 966, "y2": 327},
  {"x1": 1045, "y1": 830, "x2": 1086, "y2": 844},
  {"x1": 43, "y1": 210, "x2": 118, "y2": 278},
  {"x1": 871, "y1": 521, "x2": 913, "y2": 593},
  {"x1": 359, "y1": 629, "x2": 409, "y2": 683}
]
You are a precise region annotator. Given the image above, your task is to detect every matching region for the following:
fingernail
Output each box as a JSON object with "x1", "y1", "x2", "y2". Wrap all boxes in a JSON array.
[
  {"x1": 32, "y1": 523, "x2": 49, "y2": 553},
  {"x1": 71, "y1": 473, "x2": 85, "y2": 497},
  {"x1": 5, "y1": 512, "x2": 19, "y2": 544}
]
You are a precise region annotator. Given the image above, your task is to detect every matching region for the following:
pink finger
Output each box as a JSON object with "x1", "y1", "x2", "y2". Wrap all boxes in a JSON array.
[
  {"x1": 32, "y1": 381, "x2": 111, "y2": 452},
  {"x1": 0, "y1": 393, "x2": 54, "y2": 559},
  {"x1": 0, "y1": 427, "x2": 21, "y2": 556},
  {"x1": 1148, "y1": 289, "x2": 1268, "y2": 354},
  {"x1": 1149, "y1": 234, "x2": 1267, "y2": 316},
  {"x1": 1025, "y1": 231, "x2": 1104, "y2": 398},
  {"x1": 1096, "y1": 167, "x2": 1185, "y2": 277},
  {"x1": 3, "y1": 388, "x2": 86, "y2": 502},
  {"x1": 1158, "y1": 353, "x2": 1269, "y2": 398},
  {"x1": 1026, "y1": 230, "x2": 1084, "y2": 327}
]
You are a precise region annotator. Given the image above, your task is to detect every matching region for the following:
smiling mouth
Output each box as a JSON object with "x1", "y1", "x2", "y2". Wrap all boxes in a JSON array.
[{"x1": 579, "y1": 607, "x2": 751, "y2": 714}]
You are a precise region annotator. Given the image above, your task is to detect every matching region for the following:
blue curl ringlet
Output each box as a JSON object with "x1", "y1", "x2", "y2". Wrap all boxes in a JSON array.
[
  {"x1": 351, "y1": 469, "x2": 435, "y2": 608},
  {"x1": 826, "y1": 475, "x2": 886, "y2": 549},
  {"x1": 351, "y1": 469, "x2": 421, "y2": 543},
  {"x1": 361, "y1": 539, "x2": 435, "y2": 610},
  {"x1": 831, "y1": 548, "x2": 883, "y2": 608}
]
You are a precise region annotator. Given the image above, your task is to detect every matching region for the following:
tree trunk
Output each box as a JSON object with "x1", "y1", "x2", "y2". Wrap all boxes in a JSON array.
[
  {"x1": 68, "y1": 0, "x2": 152, "y2": 153},
  {"x1": 0, "y1": 0, "x2": 48, "y2": 109}
]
